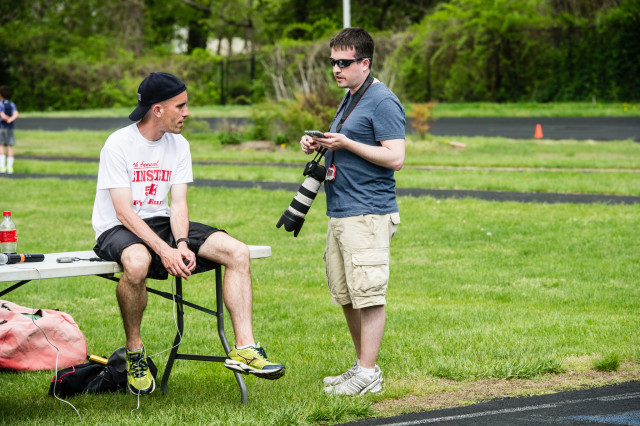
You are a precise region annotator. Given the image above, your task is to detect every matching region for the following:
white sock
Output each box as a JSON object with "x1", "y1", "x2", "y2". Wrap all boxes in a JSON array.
[
  {"x1": 355, "y1": 358, "x2": 361, "y2": 366},
  {"x1": 359, "y1": 366, "x2": 376, "y2": 379},
  {"x1": 7, "y1": 157, "x2": 13, "y2": 169},
  {"x1": 0, "y1": 155, "x2": 5, "y2": 168},
  {"x1": 236, "y1": 343, "x2": 256, "y2": 350}
]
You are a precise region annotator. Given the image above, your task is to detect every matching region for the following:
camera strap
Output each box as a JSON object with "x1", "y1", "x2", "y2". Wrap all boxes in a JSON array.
[
  {"x1": 327, "y1": 73, "x2": 375, "y2": 170},
  {"x1": 331, "y1": 72, "x2": 375, "y2": 134}
]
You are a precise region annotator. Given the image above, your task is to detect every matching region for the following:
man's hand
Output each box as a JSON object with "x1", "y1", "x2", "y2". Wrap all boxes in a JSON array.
[
  {"x1": 301, "y1": 132, "x2": 405, "y2": 170},
  {"x1": 160, "y1": 246, "x2": 194, "y2": 279},
  {"x1": 177, "y1": 242, "x2": 196, "y2": 273},
  {"x1": 312, "y1": 132, "x2": 349, "y2": 152},
  {"x1": 300, "y1": 134, "x2": 320, "y2": 154}
]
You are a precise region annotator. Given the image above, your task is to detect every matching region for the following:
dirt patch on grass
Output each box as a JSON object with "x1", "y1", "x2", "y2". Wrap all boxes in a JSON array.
[{"x1": 373, "y1": 362, "x2": 640, "y2": 416}]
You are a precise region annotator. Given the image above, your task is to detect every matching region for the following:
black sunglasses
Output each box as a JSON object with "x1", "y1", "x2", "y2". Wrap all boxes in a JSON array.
[{"x1": 330, "y1": 57, "x2": 369, "y2": 68}]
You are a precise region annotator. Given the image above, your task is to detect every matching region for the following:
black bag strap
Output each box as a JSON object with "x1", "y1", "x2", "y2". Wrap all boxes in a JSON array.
[
  {"x1": 327, "y1": 73, "x2": 375, "y2": 165},
  {"x1": 331, "y1": 72, "x2": 375, "y2": 134}
]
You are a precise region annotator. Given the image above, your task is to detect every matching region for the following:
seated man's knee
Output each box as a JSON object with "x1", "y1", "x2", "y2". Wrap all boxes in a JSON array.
[
  {"x1": 121, "y1": 244, "x2": 151, "y2": 282},
  {"x1": 202, "y1": 232, "x2": 249, "y2": 268},
  {"x1": 229, "y1": 239, "x2": 250, "y2": 266}
]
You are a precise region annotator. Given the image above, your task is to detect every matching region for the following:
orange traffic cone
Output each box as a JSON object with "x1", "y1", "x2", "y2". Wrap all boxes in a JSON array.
[{"x1": 534, "y1": 123, "x2": 543, "y2": 139}]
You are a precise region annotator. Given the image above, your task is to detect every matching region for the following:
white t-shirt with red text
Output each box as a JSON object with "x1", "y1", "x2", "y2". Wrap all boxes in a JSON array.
[{"x1": 92, "y1": 123, "x2": 193, "y2": 240}]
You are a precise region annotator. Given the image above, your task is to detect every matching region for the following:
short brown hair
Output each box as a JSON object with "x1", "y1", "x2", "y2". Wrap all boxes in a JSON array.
[
  {"x1": 0, "y1": 85, "x2": 11, "y2": 99},
  {"x1": 330, "y1": 27, "x2": 374, "y2": 64}
]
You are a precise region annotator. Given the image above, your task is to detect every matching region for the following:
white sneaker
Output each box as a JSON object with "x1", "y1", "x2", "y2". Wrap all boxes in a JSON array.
[
  {"x1": 323, "y1": 362, "x2": 358, "y2": 386},
  {"x1": 324, "y1": 366, "x2": 383, "y2": 395}
]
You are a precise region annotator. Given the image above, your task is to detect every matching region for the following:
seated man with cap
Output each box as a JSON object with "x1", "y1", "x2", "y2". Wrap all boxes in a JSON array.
[{"x1": 91, "y1": 72, "x2": 285, "y2": 395}]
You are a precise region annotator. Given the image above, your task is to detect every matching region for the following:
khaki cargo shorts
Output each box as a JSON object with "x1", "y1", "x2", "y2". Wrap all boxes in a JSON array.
[{"x1": 324, "y1": 213, "x2": 400, "y2": 309}]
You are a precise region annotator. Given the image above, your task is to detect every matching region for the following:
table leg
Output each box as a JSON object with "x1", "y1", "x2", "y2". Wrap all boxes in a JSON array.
[
  {"x1": 161, "y1": 276, "x2": 184, "y2": 394},
  {"x1": 158, "y1": 267, "x2": 248, "y2": 404}
]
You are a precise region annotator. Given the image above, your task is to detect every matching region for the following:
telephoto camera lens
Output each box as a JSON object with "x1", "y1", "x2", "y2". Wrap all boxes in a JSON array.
[{"x1": 276, "y1": 160, "x2": 326, "y2": 237}]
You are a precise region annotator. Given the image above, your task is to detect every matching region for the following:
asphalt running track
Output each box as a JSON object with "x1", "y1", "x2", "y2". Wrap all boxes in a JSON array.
[
  {"x1": 16, "y1": 116, "x2": 640, "y2": 141},
  {"x1": 338, "y1": 381, "x2": 640, "y2": 426},
  {"x1": 426, "y1": 117, "x2": 639, "y2": 141}
]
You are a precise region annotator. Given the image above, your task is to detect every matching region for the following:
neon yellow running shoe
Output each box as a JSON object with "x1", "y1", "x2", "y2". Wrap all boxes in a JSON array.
[
  {"x1": 224, "y1": 342, "x2": 285, "y2": 380},
  {"x1": 125, "y1": 346, "x2": 156, "y2": 395}
]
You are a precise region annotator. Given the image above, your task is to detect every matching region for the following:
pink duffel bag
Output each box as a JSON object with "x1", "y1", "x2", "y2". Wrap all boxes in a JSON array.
[{"x1": 0, "y1": 300, "x2": 87, "y2": 371}]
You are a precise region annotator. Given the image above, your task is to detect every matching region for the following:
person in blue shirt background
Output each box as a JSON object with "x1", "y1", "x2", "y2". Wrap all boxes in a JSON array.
[{"x1": 0, "y1": 85, "x2": 19, "y2": 174}]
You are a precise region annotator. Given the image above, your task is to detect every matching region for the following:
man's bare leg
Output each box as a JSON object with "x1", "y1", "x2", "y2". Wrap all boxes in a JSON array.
[
  {"x1": 342, "y1": 304, "x2": 362, "y2": 360},
  {"x1": 199, "y1": 232, "x2": 284, "y2": 379},
  {"x1": 198, "y1": 232, "x2": 254, "y2": 346},
  {"x1": 342, "y1": 304, "x2": 385, "y2": 369},
  {"x1": 117, "y1": 244, "x2": 151, "y2": 350},
  {"x1": 359, "y1": 305, "x2": 385, "y2": 369}
]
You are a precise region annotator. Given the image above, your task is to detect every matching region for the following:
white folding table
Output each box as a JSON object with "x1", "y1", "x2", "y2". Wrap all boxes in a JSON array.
[{"x1": 0, "y1": 247, "x2": 272, "y2": 404}]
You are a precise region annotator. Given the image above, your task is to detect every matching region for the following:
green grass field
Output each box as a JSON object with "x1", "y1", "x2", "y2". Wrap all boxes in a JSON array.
[
  {"x1": 14, "y1": 130, "x2": 640, "y2": 196},
  {"x1": 1, "y1": 112, "x2": 639, "y2": 424}
]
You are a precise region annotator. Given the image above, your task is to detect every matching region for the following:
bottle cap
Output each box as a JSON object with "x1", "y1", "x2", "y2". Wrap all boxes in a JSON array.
[{"x1": 3, "y1": 212, "x2": 10, "y2": 216}]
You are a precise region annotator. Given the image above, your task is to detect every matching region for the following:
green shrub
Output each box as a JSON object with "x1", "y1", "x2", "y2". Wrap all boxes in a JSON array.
[
  {"x1": 250, "y1": 90, "x2": 335, "y2": 145},
  {"x1": 217, "y1": 131, "x2": 241, "y2": 145},
  {"x1": 250, "y1": 102, "x2": 280, "y2": 141},
  {"x1": 274, "y1": 133, "x2": 289, "y2": 145},
  {"x1": 593, "y1": 354, "x2": 620, "y2": 372},
  {"x1": 182, "y1": 118, "x2": 213, "y2": 136},
  {"x1": 407, "y1": 102, "x2": 436, "y2": 137},
  {"x1": 395, "y1": 0, "x2": 640, "y2": 102},
  {"x1": 5, "y1": 45, "x2": 231, "y2": 111}
]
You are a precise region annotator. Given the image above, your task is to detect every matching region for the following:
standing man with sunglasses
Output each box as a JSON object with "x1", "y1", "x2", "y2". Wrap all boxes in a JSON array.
[{"x1": 300, "y1": 27, "x2": 405, "y2": 395}]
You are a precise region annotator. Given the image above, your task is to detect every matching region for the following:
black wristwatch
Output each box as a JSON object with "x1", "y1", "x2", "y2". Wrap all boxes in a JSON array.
[{"x1": 176, "y1": 237, "x2": 190, "y2": 247}]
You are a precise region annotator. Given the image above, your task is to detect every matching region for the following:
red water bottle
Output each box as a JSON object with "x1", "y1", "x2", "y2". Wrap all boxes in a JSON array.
[{"x1": 0, "y1": 211, "x2": 17, "y2": 254}]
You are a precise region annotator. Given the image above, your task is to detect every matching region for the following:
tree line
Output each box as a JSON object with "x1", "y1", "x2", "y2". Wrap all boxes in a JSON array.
[{"x1": 0, "y1": 0, "x2": 637, "y2": 111}]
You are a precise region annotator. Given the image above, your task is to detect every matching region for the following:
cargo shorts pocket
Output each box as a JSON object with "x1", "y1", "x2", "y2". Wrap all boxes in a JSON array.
[{"x1": 350, "y1": 249, "x2": 390, "y2": 296}]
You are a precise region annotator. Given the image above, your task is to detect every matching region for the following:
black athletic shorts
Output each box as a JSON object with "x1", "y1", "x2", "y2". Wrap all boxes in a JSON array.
[{"x1": 93, "y1": 216, "x2": 224, "y2": 280}]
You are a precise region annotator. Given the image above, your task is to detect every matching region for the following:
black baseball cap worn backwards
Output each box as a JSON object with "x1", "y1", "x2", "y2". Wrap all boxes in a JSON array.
[{"x1": 129, "y1": 72, "x2": 187, "y2": 121}]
